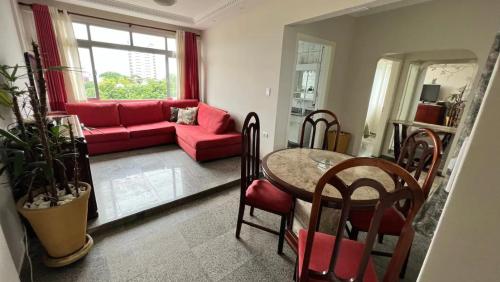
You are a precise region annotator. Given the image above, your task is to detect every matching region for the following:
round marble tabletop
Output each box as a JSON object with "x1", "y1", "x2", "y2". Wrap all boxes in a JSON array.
[{"x1": 262, "y1": 148, "x2": 396, "y2": 207}]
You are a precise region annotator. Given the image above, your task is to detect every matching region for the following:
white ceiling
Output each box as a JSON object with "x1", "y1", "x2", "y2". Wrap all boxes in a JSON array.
[{"x1": 56, "y1": 0, "x2": 250, "y2": 29}]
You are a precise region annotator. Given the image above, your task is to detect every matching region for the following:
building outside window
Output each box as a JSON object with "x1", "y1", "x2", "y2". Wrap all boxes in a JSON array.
[{"x1": 72, "y1": 20, "x2": 177, "y2": 100}]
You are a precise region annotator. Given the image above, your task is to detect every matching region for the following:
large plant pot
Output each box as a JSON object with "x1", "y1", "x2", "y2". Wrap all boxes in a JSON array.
[{"x1": 17, "y1": 182, "x2": 92, "y2": 264}]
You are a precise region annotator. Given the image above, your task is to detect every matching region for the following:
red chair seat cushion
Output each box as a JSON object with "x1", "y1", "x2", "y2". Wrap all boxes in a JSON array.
[
  {"x1": 118, "y1": 101, "x2": 164, "y2": 126},
  {"x1": 298, "y1": 229, "x2": 378, "y2": 282},
  {"x1": 175, "y1": 124, "x2": 241, "y2": 150},
  {"x1": 127, "y1": 121, "x2": 176, "y2": 138},
  {"x1": 350, "y1": 207, "x2": 405, "y2": 236},
  {"x1": 83, "y1": 126, "x2": 129, "y2": 143},
  {"x1": 66, "y1": 102, "x2": 120, "y2": 127},
  {"x1": 245, "y1": 179, "x2": 292, "y2": 214}
]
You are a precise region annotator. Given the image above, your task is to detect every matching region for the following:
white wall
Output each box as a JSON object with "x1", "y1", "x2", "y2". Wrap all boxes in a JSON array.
[
  {"x1": 340, "y1": 0, "x2": 500, "y2": 154},
  {"x1": 204, "y1": 0, "x2": 500, "y2": 156},
  {"x1": 202, "y1": 0, "x2": 400, "y2": 155},
  {"x1": 423, "y1": 63, "x2": 476, "y2": 101},
  {"x1": 0, "y1": 0, "x2": 28, "y2": 277},
  {"x1": 418, "y1": 56, "x2": 500, "y2": 282},
  {"x1": 274, "y1": 16, "x2": 357, "y2": 149}
]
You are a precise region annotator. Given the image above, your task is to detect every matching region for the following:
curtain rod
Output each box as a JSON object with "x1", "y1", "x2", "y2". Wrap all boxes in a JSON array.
[{"x1": 17, "y1": 2, "x2": 200, "y2": 36}]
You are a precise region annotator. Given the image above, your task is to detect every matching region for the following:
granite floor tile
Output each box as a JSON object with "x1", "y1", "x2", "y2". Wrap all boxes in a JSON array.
[
  {"x1": 29, "y1": 246, "x2": 111, "y2": 282},
  {"x1": 88, "y1": 145, "x2": 240, "y2": 228},
  {"x1": 192, "y1": 230, "x2": 255, "y2": 281},
  {"x1": 129, "y1": 249, "x2": 209, "y2": 282},
  {"x1": 237, "y1": 227, "x2": 296, "y2": 281},
  {"x1": 25, "y1": 185, "x2": 430, "y2": 282},
  {"x1": 219, "y1": 257, "x2": 276, "y2": 282},
  {"x1": 178, "y1": 209, "x2": 232, "y2": 249}
]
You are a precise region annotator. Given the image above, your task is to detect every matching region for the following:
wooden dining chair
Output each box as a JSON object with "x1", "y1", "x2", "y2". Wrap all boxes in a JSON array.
[
  {"x1": 348, "y1": 128, "x2": 442, "y2": 277},
  {"x1": 297, "y1": 157, "x2": 424, "y2": 282},
  {"x1": 297, "y1": 110, "x2": 341, "y2": 231},
  {"x1": 299, "y1": 110, "x2": 341, "y2": 151},
  {"x1": 235, "y1": 112, "x2": 293, "y2": 254}
]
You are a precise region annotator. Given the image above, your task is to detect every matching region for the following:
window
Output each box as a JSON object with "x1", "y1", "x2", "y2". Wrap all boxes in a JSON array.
[{"x1": 73, "y1": 22, "x2": 177, "y2": 100}]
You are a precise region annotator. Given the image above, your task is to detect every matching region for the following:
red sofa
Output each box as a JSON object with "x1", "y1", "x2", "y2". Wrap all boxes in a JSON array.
[{"x1": 65, "y1": 100, "x2": 241, "y2": 161}]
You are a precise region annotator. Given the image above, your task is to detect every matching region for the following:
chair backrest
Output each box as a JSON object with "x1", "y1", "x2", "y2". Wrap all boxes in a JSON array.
[
  {"x1": 397, "y1": 128, "x2": 442, "y2": 199},
  {"x1": 299, "y1": 110, "x2": 341, "y2": 151},
  {"x1": 300, "y1": 158, "x2": 424, "y2": 282},
  {"x1": 241, "y1": 112, "x2": 260, "y2": 191}
]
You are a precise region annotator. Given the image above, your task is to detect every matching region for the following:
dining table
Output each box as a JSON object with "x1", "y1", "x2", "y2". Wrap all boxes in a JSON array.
[{"x1": 261, "y1": 147, "x2": 397, "y2": 252}]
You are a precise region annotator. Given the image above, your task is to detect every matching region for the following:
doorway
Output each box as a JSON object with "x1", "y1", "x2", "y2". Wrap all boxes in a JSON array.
[
  {"x1": 286, "y1": 36, "x2": 333, "y2": 147},
  {"x1": 360, "y1": 58, "x2": 401, "y2": 157},
  {"x1": 395, "y1": 62, "x2": 477, "y2": 126},
  {"x1": 380, "y1": 59, "x2": 478, "y2": 166}
]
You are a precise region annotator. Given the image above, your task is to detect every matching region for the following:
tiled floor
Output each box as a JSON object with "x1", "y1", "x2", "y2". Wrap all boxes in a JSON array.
[
  {"x1": 24, "y1": 185, "x2": 430, "y2": 282},
  {"x1": 88, "y1": 145, "x2": 240, "y2": 229}
]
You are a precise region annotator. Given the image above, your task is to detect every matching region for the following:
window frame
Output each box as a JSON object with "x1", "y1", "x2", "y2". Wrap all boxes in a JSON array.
[{"x1": 73, "y1": 18, "x2": 176, "y2": 100}]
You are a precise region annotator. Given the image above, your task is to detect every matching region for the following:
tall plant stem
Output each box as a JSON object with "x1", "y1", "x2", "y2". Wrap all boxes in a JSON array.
[
  {"x1": 27, "y1": 85, "x2": 57, "y2": 204},
  {"x1": 67, "y1": 119, "x2": 80, "y2": 197},
  {"x1": 11, "y1": 95, "x2": 26, "y2": 138},
  {"x1": 32, "y1": 42, "x2": 48, "y2": 118}
]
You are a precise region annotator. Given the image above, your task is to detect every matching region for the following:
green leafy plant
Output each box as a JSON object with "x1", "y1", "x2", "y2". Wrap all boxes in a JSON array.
[
  {"x1": 0, "y1": 41, "x2": 82, "y2": 204},
  {"x1": 85, "y1": 71, "x2": 177, "y2": 100}
]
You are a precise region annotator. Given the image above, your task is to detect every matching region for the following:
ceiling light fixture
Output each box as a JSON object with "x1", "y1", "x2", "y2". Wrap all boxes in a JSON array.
[{"x1": 153, "y1": 0, "x2": 177, "y2": 6}]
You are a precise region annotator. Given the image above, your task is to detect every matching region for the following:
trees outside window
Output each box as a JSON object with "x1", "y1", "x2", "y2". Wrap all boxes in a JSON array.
[{"x1": 73, "y1": 21, "x2": 177, "y2": 100}]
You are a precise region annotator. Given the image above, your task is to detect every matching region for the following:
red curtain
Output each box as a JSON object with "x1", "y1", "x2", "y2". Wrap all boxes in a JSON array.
[
  {"x1": 184, "y1": 32, "x2": 199, "y2": 100},
  {"x1": 32, "y1": 4, "x2": 67, "y2": 111}
]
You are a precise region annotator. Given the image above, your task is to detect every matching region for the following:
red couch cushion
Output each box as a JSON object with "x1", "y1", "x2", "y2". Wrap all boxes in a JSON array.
[
  {"x1": 197, "y1": 103, "x2": 230, "y2": 134},
  {"x1": 127, "y1": 121, "x2": 176, "y2": 138},
  {"x1": 162, "y1": 99, "x2": 199, "y2": 120},
  {"x1": 66, "y1": 103, "x2": 120, "y2": 127},
  {"x1": 83, "y1": 126, "x2": 129, "y2": 143},
  {"x1": 245, "y1": 179, "x2": 292, "y2": 214},
  {"x1": 118, "y1": 101, "x2": 164, "y2": 126},
  {"x1": 298, "y1": 229, "x2": 378, "y2": 282},
  {"x1": 175, "y1": 124, "x2": 241, "y2": 150},
  {"x1": 349, "y1": 207, "x2": 406, "y2": 236},
  {"x1": 177, "y1": 137, "x2": 241, "y2": 161}
]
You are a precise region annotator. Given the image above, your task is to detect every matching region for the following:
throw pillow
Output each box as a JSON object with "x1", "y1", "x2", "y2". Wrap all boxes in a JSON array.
[
  {"x1": 177, "y1": 107, "x2": 198, "y2": 125},
  {"x1": 170, "y1": 107, "x2": 179, "y2": 122}
]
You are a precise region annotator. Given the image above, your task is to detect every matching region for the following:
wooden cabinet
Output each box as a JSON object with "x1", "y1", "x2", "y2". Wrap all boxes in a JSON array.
[
  {"x1": 415, "y1": 103, "x2": 446, "y2": 125},
  {"x1": 52, "y1": 115, "x2": 98, "y2": 220}
]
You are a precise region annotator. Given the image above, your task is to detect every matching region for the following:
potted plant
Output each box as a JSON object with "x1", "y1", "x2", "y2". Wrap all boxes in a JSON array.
[{"x1": 0, "y1": 42, "x2": 93, "y2": 267}]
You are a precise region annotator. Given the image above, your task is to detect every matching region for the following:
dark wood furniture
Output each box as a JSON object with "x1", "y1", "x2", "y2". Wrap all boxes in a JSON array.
[
  {"x1": 415, "y1": 103, "x2": 446, "y2": 125},
  {"x1": 299, "y1": 110, "x2": 341, "y2": 151},
  {"x1": 392, "y1": 120, "x2": 455, "y2": 162},
  {"x1": 77, "y1": 134, "x2": 98, "y2": 220},
  {"x1": 50, "y1": 115, "x2": 98, "y2": 220},
  {"x1": 348, "y1": 129, "x2": 442, "y2": 277},
  {"x1": 262, "y1": 148, "x2": 397, "y2": 254},
  {"x1": 296, "y1": 110, "x2": 341, "y2": 232},
  {"x1": 298, "y1": 157, "x2": 424, "y2": 282},
  {"x1": 235, "y1": 112, "x2": 293, "y2": 254}
]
